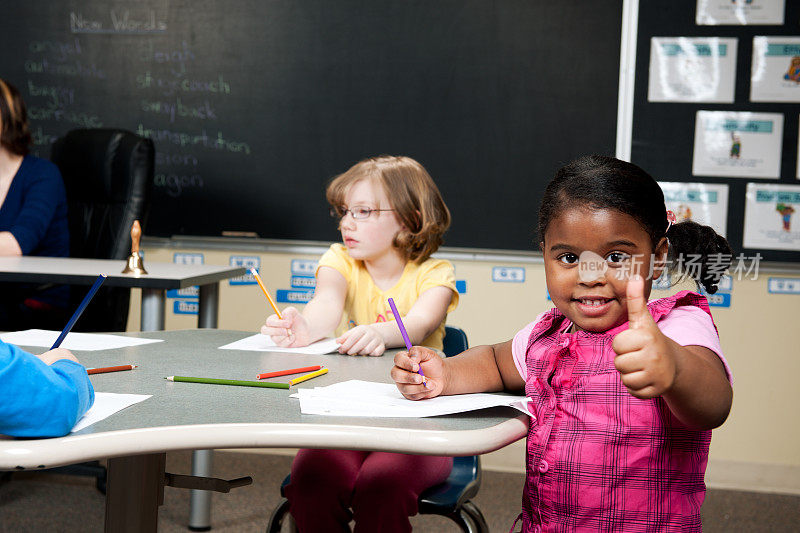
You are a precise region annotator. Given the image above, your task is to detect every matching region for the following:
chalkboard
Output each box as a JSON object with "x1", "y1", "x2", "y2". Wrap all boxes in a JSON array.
[
  {"x1": 1, "y1": 1, "x2": 622, "y2": 251},
  {"x1": 632, "y1": 2, "x2": 800, "y2": 263}
]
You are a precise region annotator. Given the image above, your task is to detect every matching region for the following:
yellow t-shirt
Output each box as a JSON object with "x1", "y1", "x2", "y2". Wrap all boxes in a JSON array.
[{"x1": 317, "y1": 243, "x2": 459, "y2": 350}]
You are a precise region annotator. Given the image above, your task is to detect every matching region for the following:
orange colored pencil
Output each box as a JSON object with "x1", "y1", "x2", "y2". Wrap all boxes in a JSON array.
[
  {"x1": 250, "y1": 268, "x2": 282, "y2": 319},
  {"x1": 257, "y1": 365, "x2": 322, "y2": 380},
  {"x1": 87, "y1": 364, "x2": 137, "y2": 375}
]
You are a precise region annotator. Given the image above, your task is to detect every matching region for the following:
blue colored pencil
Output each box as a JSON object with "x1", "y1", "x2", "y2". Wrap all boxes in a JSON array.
[
  {"x1": 387, "y1": 297, "x2": 426, "y2": 385},
  {"x1": 51, "y1": 274, "x2": 107, "y2": 349}
]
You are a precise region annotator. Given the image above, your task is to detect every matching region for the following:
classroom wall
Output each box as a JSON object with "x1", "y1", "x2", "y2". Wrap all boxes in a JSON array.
[{"x1": 133, "y1": 240, "x2": 800, "y2": 495}]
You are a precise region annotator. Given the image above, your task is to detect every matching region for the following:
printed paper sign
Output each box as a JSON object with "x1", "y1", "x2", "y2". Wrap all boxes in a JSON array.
[
  {"x1": 692, "y1": 111, "x2": 783, "y2": 178},
  {"x1": 658, "y1": 182, "x2": 729, "y2": 237},
  {"x1": 702, "y1": 291, "x2": 731, "y2": 308},
  {"x1": 492, "y1": 267, "x2": 525, "y2": 283},
  {"x1": 767, "y1": 277, "x2": 800, "y2": 294},
  {"x1": 696, "y1": 0, "x2": 785, "y2": 25},
  {"x1": 751, "y1": 37, "x2": 800, "y2": 102},
  {"x1": 648, "y1": 37, "x2": 737, "y2": 103},
  {"x1": 173, "y1": 253, "x2": 203, "y2": 298},
  {"x1": 229, "y1": 256, "x2": 259, "y2": 285},
  {"x1": 743, "y1": 183, "x2": 800, "y2": 251},
  {"x1": 291, "y1": 259, "x2": 317, "y2": 276}
]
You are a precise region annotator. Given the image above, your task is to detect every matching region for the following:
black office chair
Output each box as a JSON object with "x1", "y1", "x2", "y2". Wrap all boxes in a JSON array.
[
  {"x1": 50, "y1": 128, "x2": 154, "y2": 332},
  {"x1": 266, "y1": 325, "x2": 489, "y2": 533},
  {"x1": 44, "y1": 128, "x2": 154, "y2": 493}
]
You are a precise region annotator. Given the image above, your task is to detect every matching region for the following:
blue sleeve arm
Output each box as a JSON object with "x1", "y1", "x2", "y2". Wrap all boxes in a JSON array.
[
  {"x1": 9, "y1": 168, "x2": 64, "y2": 255},
  {"x1": 0, "y1": 343, "x2": 95, "y2": 437}
]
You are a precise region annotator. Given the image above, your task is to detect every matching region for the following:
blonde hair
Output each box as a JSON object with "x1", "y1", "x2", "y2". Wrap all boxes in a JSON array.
[
  {"x1": 326, "y1": 155, "x2": 450, "y2": 263},
  {"x1": 0, "y1": 79, "x2": 32, "y2": 156}
]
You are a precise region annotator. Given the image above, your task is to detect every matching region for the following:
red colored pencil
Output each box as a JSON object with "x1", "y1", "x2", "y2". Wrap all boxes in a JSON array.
[
  {"x1": 257, "y1": 365, "x2": 322, "y2": 380},
  {"x1": 87, "y1": 364, "x2": 137, "y2": 375}
]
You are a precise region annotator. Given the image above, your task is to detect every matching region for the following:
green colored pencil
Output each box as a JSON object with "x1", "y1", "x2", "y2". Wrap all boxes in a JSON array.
[{"x1": 166, "y1": 375, "x2": 290, "y2": 389}]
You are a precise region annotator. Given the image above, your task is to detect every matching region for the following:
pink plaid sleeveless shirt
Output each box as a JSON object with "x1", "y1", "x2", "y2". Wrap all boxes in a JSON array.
[{"x1": 515, "y1": 291, "x2": 721, "y2": 533}]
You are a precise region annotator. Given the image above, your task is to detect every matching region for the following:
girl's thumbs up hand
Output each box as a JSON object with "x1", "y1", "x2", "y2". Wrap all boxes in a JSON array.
[{"x1": 612, "y1": 275, "x2": 677, "y2": 399}]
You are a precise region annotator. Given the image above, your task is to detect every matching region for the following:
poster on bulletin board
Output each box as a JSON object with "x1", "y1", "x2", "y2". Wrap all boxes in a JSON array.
[
  {"x1": 692, "y1": 111, "x2": 783, "y2": 178},
  {"x1": 658, "y1": 182, "x2": 729, "y2": 237},
  {"x1": 696, "y1": 0, "x2": 785, "y2": 25},
  {"x1": 743, "y1": 183, "x2": 800, "y2": 251},
  {"x1": 648, "y1": 37, "x2": 737, "y2": 103},
  {"x1": 751, "y1": 36, "x2": 800, "y2": 102}
]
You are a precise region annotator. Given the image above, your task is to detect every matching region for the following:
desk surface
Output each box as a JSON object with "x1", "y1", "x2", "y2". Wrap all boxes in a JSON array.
[
  {"x1": 0, "y1": 329, "x2": 528, "y2": 470},
  {"x1": 0, "y1": 256, "x2": 246, "y2": 289}
]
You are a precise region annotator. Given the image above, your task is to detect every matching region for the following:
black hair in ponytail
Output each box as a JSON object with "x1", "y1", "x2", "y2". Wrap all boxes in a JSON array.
[{"x1": 666, "y1": 220, "x2": 733, "y2": 294}]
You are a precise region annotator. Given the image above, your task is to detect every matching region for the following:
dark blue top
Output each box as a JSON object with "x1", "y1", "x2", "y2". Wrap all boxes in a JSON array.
[
  {"x1": 0, "y1": 340, "x2": 94, "y2": 437},
  {"x1": 0, "y1": 155, "x2": 70, "y2": 307}
]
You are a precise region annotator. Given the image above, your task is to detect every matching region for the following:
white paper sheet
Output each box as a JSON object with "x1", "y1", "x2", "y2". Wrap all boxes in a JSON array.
[
  {"x1": 692, "y1": 111, "x2": 783, "y2": 178},
  {"x1": 751, "y1": 36, "x2": 800, "y2": 103},
  {"x1": 71, "y1": 392, "x2": 151, "y2": 432},
  {"x1": 219, "y1": 334, "x2": 340, "y2": 354},
  {"x1": 0, "y1": 329, "x2": 164, "y2": 351},
  {"x1": 294, "y1": 380, "x2": 533, "y2": 418},
  {"x1": 696, "y1": 0, "x2": 785, "y2": 26},
  {"x1": 648, "y1": 37, "x2": 737, "y2": 103},
  {"x1": 659, "y1": 182, "x2": 729, "y2": 237},
  {"x1": 743, "y1": 183, "x2": 800, "y2": 251}
]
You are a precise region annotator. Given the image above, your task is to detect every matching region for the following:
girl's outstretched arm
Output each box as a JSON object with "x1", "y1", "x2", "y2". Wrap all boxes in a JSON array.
[
  {"x1": 338, "y1": 285, "x2": 454, "y2": 356},
  {"x1": 391, "y1": 339, "x2": 525, "y2": 400}
]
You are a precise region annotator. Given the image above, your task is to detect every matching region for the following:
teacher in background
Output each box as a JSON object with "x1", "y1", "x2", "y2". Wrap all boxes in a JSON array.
[{"x1": 0, "y1": 78, "x2": 70, "y2": 331}]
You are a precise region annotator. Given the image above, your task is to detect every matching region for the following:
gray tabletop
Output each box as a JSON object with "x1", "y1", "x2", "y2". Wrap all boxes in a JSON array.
[
  {"x1": 0, "y1": 329, "x2": 528, "y2": 469},
  {"x1": 0, "y1": 256, "x2": 246, "y2": 289}
]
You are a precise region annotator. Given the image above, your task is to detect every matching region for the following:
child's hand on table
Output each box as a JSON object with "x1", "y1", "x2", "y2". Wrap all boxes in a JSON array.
[
  {"x1": 391, "y1": 346, "x2": 444, "y2": 400},
  {"x1": 337, "y1": 325, "x2": 385, "y2": 356},
  {"x1": 261, "y1": 307, "x2": 308, "y2": 347},
  {"x1": 36, "y1": 347, "x2": 79, "y2": 366},
  {"x1": 612, "y1": 276, "x2": 678, "y2": 399}
]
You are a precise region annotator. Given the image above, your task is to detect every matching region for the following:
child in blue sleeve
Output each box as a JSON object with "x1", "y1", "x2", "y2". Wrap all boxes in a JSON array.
[{"x1": 0, "y1": 341, "x2": 94, "y2": 437}]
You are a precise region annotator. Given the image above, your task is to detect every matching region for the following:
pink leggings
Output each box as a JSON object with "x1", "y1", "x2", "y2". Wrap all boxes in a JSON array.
[{"x1": 284, "y1": 449, "x2": 453, "y2": 533}]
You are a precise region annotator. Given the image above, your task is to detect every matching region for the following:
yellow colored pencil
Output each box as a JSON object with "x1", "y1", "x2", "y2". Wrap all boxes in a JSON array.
[
  {"x1": 250, "y1": 268, "x2": 283, "y2": 319},
  {"x1": 289, "y1": 368, "x2": 329, "y2": 386}
]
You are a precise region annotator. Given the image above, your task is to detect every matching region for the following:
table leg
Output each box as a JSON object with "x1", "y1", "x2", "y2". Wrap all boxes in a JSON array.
[
  {"x1": 190, "y1": 284, "x2": 218, "y2": 530},
  {"x1": 105, "y1": 453, "x2": 166, "y2": 533},
  {"x1": 141, "y1": 289, "x2": 166, "y2": 331},
  {"x1": 198, "y1": 283, "x2": 219, "y2": 329},
  {"x1": 189, "y1": 450, "x2": 214, "y2": 531}
]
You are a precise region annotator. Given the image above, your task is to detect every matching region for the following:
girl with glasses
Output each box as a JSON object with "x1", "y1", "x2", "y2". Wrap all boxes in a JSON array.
[{"x1": 261, "y1": 155, "x2": 459, "y2": 532}]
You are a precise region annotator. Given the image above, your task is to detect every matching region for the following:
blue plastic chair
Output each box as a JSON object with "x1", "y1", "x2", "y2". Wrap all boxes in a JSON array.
[{"x1": 266, "y1": 325, "x2": 488, "y2": 533}]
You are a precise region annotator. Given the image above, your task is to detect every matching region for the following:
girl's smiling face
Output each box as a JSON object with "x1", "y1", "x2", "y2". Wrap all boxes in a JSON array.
[{"x1": 542, "y1": 207, "x2": 668, "y2": 332}]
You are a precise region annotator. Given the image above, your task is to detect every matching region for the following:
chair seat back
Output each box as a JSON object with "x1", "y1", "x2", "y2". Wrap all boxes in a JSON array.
[{"x1": 51, "y1": 128, "x2": 154, "y2": 332}]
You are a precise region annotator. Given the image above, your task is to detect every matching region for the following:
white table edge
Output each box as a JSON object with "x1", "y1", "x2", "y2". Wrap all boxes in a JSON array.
[{"x1": 0, "y1": 416, "x2": 529, "y2": 469}]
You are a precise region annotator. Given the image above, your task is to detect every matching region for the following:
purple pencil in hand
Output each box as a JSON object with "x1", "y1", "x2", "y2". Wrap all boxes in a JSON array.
[{"x1": 387, "y1": 297, "x2": 426, "y2": 386}]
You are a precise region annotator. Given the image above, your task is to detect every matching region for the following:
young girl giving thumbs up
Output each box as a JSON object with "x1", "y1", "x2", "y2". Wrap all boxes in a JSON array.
[{"x1": 391, "y1": 155, "x2": 733, "y2": 532}]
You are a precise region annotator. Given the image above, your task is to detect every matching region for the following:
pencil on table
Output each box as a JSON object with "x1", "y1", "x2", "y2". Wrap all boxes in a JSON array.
[
  {"x1": 257, "y1": 365, "x2": 322, "y2": 380},
  {"x1": 87, "y1": 364, "x2": 137, "y2": 375},
  {"x1": 166, "y1": 376, "x2": 290, "y2": 389},
  {"x1": 288, "y1": 368, "x2": 329, "y2": 386}
]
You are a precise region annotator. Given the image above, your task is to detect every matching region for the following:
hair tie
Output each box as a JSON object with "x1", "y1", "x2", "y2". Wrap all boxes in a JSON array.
[{"x1": 665, "y1": 210, "x2": 676, "y2": 234}]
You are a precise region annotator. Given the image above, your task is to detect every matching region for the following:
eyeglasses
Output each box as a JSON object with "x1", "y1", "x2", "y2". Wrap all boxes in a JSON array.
[{"x1": 329, "y1": 205, "x2": 395, "y2": 220}]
